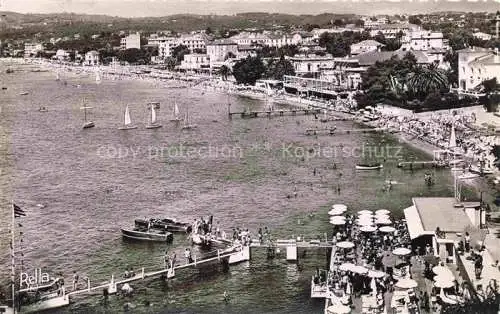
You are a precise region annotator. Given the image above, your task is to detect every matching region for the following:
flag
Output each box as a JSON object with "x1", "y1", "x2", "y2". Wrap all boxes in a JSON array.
[{"x1": 13, "y1": 203, "x2": 26, "y2": 218}]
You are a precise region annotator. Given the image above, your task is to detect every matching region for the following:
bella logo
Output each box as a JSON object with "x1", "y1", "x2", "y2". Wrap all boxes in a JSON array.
[{"x1": 20, "y1": 268, "x2": 51, "y2": 287}]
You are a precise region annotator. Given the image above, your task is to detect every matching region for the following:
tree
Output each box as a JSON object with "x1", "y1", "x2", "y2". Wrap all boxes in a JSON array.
[
  {"x1": 408, "y1": 16, "x2": 422, "y2": 25},
  {"x1": 205, "y1": 27, "x2": 213, "y2": 35},
  {"x1": 406, "y1": 64, "x2": 449, "y2": 101},
  {"x1": 265, "y1": 56, "x2": 295, "y2": 80},
  {"x1": 333, "y1": 19, "x2": 344, "y2": 27},
  {"x1": 218, "y1": 65, "x2": 231, "y2": 81},
  {"x1": 232, "y1": 56, "x2": 266, "y2": 85},
  {"x1": 172, "y1": 44, "x2": 190, "y2": 63},
  {"x1": 165, "y1": 57, "x2": 177, "y2": 71},
  {"x1": 117, "y1": 48, "x2": 145, "y2": 64}
]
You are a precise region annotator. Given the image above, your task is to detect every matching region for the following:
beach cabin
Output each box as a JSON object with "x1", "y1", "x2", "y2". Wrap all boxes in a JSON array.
[{"x1": 404, "y1": 197, "x2": 483, "y2": 264}]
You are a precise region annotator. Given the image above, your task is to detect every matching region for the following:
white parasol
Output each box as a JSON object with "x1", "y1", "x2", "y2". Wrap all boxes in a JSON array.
[
  {"x1": 395, "y1": 278, "x2": 418, "y2": 289},
  {"x1": 375, "y1": 219, "x2": 392, "y2": 225},
  {"x1": 327, "y1": 304, "x2": 351, "y2": 314},
  {"x1": 379, "y1": 226, "x2": 396, "y2": 233},
  {"x1": 375, "y1": 209, "x2": 390, "y2": 215},
  {"x1": 352, "y1": 265, "x2": 369, "y2": 274},
  {"x1": 392, "y1": 248, "x2": 411, "y2": 256},
  {"x1": 434, "y1": 279, "x2": 455, "y2": 289},
  {"x1": 339, "y1": 262, "x2": 356, "y2": 271},
  {"x1": 432, "y1": 266, "x2": 453, "y2": 277},
  {"x1": 357, "y1": 210, "x2": 373, "y2": 215},
  {"x1": 329, "y1": 208, "x2": 346, "y2": 216},
  {"x1": 368, "y1": 270, "x2": 386, "y2": 278},
  {"x1": 330, "y1": 220, "x2": 346, "y2": 225},
  {"x1": 337, "y1": 241, "x2": 355, "y2": 249},
  {"x1": 360, "y1": 225, "x2": 377, "y2": 232},
  {"x1": 357, "y1": 220, "x2": 375, "y2": 227}
]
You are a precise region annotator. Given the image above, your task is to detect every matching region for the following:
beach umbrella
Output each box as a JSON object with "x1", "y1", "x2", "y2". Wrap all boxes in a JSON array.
[
  {"x1": 357, "y1": 221, "x2": 374, "y2": 227},
  {"x1": 360, "y1": 226, "x2": 377, "y2": 232},
  {"x1": 330, "y1": 215, "x2": 346, "y2": 221},
  {"x1": 352, "y1": 265, "x2": 369, "y2": 274},
  {"x1": 375, "y1": 219, "x2": 392, "y2": 225},
  {"x1": 392, "y1": 248, "x2": 411, "y2": 256},
  {"x1": 375, "y1": 209, "x2": 390, "y2": 215},
  {"x1": 327, "y1": 304, "x2": 351, "y2": 314},
  {"x1": 339, "y1": 262, "x2": 356, "y2": 271},
  {"x1": 395, "y1": 278, "x2": 418, "y2": 289},
  {"x1": 432, "y1": 266, "x2": 453, "y2": 277},
  {"x1": 374, "y1": 213, "x2": 390, "y2": 219},
  {"x1": 332, "y1": 204, "x2": 348, "y2": 212},
  {"x1": 434, "y1": 279, "x2": 454, "y2": 289},
  {"x1": 357, "y1": 210, "x2": 372, "y2": 215},
  {"x1": 368, "y1": 270, "x2": 386, "y2": 278},
  {"x1": 337, "y1": 241, "x2": 355, "y2": 249},
  {"x1": 330, "y1": 220, "x2": 346, "y2": 226},
  {"x1": 379, "y1": 226, "x2": 396, "y2": 233},
  {"x1": 329, "y1": 208, "x2": 345, "y2": 216},
  {"x1": 358, "y1": 214, "x2": 374, "y2": 220},
  {"x1": 356, "y1": 217, "x2": 373, "y2": 223}
]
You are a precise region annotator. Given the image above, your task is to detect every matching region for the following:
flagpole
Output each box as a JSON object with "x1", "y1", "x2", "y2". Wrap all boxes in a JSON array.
[{"x1": 11, "y1": 201, "x2": 16, "y2": 314}]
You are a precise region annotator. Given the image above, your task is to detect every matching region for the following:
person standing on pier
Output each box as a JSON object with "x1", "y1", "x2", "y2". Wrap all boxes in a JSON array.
[{"x1": 72, "y1": 271, "x2": 79, "y2": 291}]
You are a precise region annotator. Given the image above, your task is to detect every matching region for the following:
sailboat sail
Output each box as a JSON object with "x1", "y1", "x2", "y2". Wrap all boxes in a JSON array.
[
  {"x1": 124, "y1": 106, "x2": 132, "y2": 125},
  {"x1": 151, "y1": 104, "x2": 157, "y2": 124},
  {"x1": 448, "y1": 125, "x2": 456, "y2": 149},
  {"x1": 174, "y1": 103, "x2": 180, "y2": 118}
]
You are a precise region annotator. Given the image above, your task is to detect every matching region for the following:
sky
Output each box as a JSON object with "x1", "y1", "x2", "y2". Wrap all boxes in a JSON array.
[{"x1": 1, "y1": 0, "x2": 499, "y2": 17}]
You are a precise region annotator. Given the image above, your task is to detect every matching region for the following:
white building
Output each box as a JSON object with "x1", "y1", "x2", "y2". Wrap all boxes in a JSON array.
[
  {"x1": 350, "y1": 40, "x2": 384, "y2": 56},
  {"x1": 179, "y1": 33, "x2": 209, "y2": 53},
  {"x1": 180, "y1": 54, "x2": 210, "y2": 71},
  {"x1": 206, "y1": 39, "x2": 238, "y2": 62},
  {"x1": 369, "y1": 23, "x2": 419, "y2": 39},
  {"x1": 230, "y1": 32, "x2": 270, "y2": 46},
  {"x1": 23, "y1": 43, "x2": 43, "y2": 57},
  {"x1": 84, "y1": 50, "x2": 100, "y2": 66},
  {"x1": 473, "y1": 32, "x2": 493, "y2": 41},
  {"x1": 286, "y1": 54, "x2": 335, "y2": 77},
  {"x1": 401, "y1": 30, "x2": 449, "y2": 51},
  {"x1": 457, "y1": 47, "x2": 500, "y2": 91},
  {"x1": 158, "y1": 41, "x2": 178, "y2": 59},
  {"x1": 121, "y1": 32, "x2": 141, "y2": 50},
  {"x1": 148, "y1": 34, "x2": 178, "y2": 47},
  {"x1": 55, "y1": 49, "x2": 70, "y2": 61}
]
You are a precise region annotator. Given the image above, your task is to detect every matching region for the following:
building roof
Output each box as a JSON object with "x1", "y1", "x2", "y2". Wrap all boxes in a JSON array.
[
  {"x1": 354, "y1": 50, "x2": 429, "y2": 66},
  {"x1": 412, "y1": 197, "x2": 473, "y2": 234},
  {"x1": 351, "y1": 40, "x2": 385, "y2": 48},
  {"x1": 85, "y1": 50, "x2": 99, "y2": 56},
  {"x1": 456, "y1": 47, "x2": 491, "y2": 53},
  {"x1": 469, "y1": 53, "x2": 500, "y2": 67},
  {"x1": 207, "y1": 39, "x2": 237, "y2": 46}
]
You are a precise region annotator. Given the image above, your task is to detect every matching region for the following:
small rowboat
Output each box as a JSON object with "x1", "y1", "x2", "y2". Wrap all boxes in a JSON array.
[{"x1": 356, "y1": 164, "x2": 383, "y2": 170}]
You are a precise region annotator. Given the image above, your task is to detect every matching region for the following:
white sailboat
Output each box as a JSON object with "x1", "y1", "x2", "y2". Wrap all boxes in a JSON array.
[
  {"x1": 170, "y1": 102, "x2": 181, "y2": 121},
  {"x1": 181, "y1": 104, "x2": 197, "y2": 130},
  {"x1": 119, "y1": 105, "x2": 137, "y2": 130},
  {"x1": 146, "y1": 102, "x2": 162, "y2": 129},
  {"x1": 81, "y1": 98, "x2": 95, "y2": 129}
]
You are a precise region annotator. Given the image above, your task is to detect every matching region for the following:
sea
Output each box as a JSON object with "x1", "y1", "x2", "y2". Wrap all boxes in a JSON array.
[{"x1": 0, "y1": 61, "x2": 483, "y2": 314}]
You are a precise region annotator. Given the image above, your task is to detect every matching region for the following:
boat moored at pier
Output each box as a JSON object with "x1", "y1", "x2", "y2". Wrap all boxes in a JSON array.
[
  {"x1": 121, "y1": 219, "x2": 173, "y2": 242},
  {"x1": 355, "y1": 163, "x2": 383, "y2": 170}
]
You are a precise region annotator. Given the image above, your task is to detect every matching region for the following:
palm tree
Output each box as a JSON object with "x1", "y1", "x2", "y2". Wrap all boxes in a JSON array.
[
  {"x1": 406, "y1": 63, "x2": 448, "y2": 100},
  {"x1": 218, "y1": 65, "x2": 231, "y2": 81}
]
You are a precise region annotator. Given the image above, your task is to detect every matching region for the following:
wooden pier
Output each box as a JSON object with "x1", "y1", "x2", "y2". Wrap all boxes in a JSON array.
[
  {"x1": 305, "y1": 127, "x2": 390, "y2": 136},
  {"x1": 397, "y1": 160, "x2": 445, "y2": 169},
  {"x1": 228, "y1": 107, "x2": 322, "y2": 119},
  {"x1": 67, "y1": 246, "x2": 251, "y2": 298}
]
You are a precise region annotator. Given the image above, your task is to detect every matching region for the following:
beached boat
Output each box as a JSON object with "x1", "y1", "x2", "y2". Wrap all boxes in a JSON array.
[
  {"x1": 149, "y1": 218, "x2": 192, "y2": 233},
  {"x1": 118, "y1": 105, "x2": 137, "y2": 130},
  {"x1": 38, "y1": 107, "x2": 48, "y2": 112},
  {"x1": 17, "y1": 278, "x2": 69, "y2": 314},
  {"x1": 457, "y1": 172, "x2": 480, "y2": 180},
  {"x1": 356, "y1": 163, "x2": 383, "y2": 170},
  {"x1": 19, "y1": 92, "x2": 29, "y2": 96},
  {"x1": 121, "y1": 219, "x2": 173, "y2": 242},
  {"x1": 469, "y1": 165, "x2": 494, "y2": 175},
  {"x1": 145, "y1": 102, "x2": 162, "y2": 129}
]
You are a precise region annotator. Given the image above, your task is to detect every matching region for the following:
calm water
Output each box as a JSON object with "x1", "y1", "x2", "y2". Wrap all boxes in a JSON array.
[{"x1": 0, "y1": 62, "x2": 469, "y2": 313}]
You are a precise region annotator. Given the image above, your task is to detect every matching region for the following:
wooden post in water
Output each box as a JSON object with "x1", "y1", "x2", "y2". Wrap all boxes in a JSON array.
[
  {"x1": 141, "y1": 268, "x2": 144, "y2": 279},
  {"x1": 227, "y1": 103, "x2": 231, "y2": 119}
]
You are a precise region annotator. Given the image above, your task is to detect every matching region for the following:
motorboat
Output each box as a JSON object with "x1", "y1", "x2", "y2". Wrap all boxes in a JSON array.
[
  {"x1": 356, "y1": 163, "x2": 383, "y2": 170},
  {"x1": 17, "y1": 277, "x2": 69, "y2": 313},
  {"x1": 149, "y1": 218, "x2": 192, "y2": 233},
  {"x1": 121, "y1": 219, "x2": 173, "y2": 242},
  {"x1": 457, "y1": 172, "x2": 480, "y2": 180},
  {"x1": 469, "y1": 165, "x2": 494, "y2": 175}
]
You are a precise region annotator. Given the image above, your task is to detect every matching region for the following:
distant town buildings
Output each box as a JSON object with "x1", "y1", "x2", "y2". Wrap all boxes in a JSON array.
[
  {"x1": 24, "y1": 43, "x2": 43, "y2": 57},
  {"x1": 84, "y1": 50, "x2": 100, "y2": 66},
  {"x1": 473, "y1": 32, "x2": 493, "y2": 41},
  {"x1": 206, "y1": 39, "x2": 238, "y2": 62},
  {"x1": 350, "y1": 40, "x2": 384, "y2": 56},
  {"x1": 457, "y1": 47, "x2": 500, "y2": 91},
  {"x1": 121, "y1": 32, "x2": 141, "y2": 50}
]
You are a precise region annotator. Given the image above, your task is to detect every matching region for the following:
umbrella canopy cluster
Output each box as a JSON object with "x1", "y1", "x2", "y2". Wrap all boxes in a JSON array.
[{"x1": 329, "y1": 204, "x2": 348, "y2": 216}]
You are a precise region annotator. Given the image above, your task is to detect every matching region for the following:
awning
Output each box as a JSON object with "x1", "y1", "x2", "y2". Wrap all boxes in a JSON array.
[{"x1": 403, "y1": 205, "x2": 428, "y2": 240}]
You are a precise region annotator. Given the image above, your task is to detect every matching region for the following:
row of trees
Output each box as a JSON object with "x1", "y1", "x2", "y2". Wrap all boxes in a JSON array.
[
  {"x1": 230, "y1": 56, "x2": 295, "y2": 85},
  {"x1": 318, "y1": 31, "x2": 402, "y2": 57}
]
